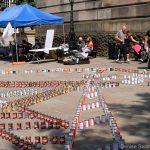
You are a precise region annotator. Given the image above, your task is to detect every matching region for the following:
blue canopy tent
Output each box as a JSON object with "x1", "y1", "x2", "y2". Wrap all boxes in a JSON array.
[
  {"x1": 0, "y1": 4, "x2": 64, "y2": 61},
  {"x1": 0, "y1": 4, "x2": 64, "y2": 27}
]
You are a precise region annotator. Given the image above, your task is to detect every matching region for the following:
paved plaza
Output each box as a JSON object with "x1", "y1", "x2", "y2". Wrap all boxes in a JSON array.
[{"x1": 0, "y1": 57, "x2": 150, "y2": 150}]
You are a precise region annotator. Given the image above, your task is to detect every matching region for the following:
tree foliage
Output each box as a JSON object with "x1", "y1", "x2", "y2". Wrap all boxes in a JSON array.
[
  {"x1": 16, "y1": 0, "x2": 36, "y2": 6},
  {"x1": 0, "y1": 0, "x2": 36, "y2": 10}
]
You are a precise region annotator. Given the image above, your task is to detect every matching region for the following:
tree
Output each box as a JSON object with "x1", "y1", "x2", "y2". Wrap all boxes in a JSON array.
[
  {"x1": 16, "y1": 0, "x2": 36, "y2": 7},
  {"x1": 0, "y1": 0, "x2": 37, "y2": 10}
]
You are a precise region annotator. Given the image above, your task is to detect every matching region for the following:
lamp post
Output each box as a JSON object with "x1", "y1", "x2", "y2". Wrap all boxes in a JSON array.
[
  {"x1": 9, "y1": 0, "x2": 11, "y2": 7},
  {"x1": 68, "y1": 0, "x2": 77, "y2": 51}
]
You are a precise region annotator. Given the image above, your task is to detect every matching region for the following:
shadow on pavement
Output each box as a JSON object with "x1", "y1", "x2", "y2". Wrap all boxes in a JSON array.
[{"x1": 108, "y1": 92, "x2": 150, "y2": 145}]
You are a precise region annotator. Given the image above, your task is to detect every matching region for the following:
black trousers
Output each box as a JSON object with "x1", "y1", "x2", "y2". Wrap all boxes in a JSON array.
[{"x1": 116, "y1": 44, "x2": 127, "y2": 61}]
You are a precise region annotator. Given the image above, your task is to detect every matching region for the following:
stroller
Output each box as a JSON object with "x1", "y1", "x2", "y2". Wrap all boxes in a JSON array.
[{"x1": 132, "y1": 43, "x2": 148, "y2": 62}]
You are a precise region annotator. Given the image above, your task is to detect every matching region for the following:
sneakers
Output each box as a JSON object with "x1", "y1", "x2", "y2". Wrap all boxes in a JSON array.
[
  {"x1": 139, "y1": 58, "x2": 144, "y2": 62},
  {"x1": 115, "y1": 59, "x2": 119, "y2": 62},
  {"x1": 116, "y1": 59, "x2": 122, "y2": 64},
  {"x1": 127, "y1": 59, "x2": 130, "y2": 63}
]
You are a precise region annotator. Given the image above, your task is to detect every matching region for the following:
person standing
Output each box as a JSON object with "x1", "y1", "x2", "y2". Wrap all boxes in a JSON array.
[
  {"x1": 124, "y1": 31, "x2": 139, "y2": 62},
  {"x1": 115, "y1": 25, "x2": 127, "y2": 63},
  {"x1": 144, "y1": 29, "x2": 150, "y2": 69}
]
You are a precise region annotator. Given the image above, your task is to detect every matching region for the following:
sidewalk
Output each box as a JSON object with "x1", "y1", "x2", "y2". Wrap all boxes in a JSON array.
[{"x1": 0, "y1": 57, "x2": 149, "y2": 150}]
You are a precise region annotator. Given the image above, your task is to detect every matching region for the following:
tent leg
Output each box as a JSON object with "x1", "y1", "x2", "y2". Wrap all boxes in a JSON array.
[{"x1": 14, "y1": 28, "x2": 18, "y2": 62}]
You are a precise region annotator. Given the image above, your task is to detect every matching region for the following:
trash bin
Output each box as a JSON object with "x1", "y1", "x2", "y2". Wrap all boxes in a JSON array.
[{"x1": 108, "y1": 40, "x2": 117, "y2": 60}]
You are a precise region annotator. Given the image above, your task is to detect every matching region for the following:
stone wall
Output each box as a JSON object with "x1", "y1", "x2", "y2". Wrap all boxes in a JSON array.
[
  {"x1": 36, "y1": 0, "x2": 150, "y2": 57},
  {"x1": 35, "y1": 26, "x2": 145, "y2": 57},
  {"x1": 36, "y1": 0, "x2": 150, "y2": 32}
]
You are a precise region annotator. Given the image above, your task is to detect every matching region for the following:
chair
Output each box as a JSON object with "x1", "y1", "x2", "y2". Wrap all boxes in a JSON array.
[{"x1": 29, "y1": 29, "x2": 60, "y2": 62}]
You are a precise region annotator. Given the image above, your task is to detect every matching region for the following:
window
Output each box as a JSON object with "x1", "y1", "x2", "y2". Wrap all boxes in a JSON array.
[{"x1": 2, "y1": 0, "x2": 16, "y2": 7}]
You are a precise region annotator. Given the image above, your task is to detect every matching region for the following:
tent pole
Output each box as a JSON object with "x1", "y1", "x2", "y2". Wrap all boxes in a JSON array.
[
  {"x1": 14, "y1": 28, "x2": 18, "y2": 62},
  {"x1": 63, "y1": 24, "x2": 65, "y2": 44}
]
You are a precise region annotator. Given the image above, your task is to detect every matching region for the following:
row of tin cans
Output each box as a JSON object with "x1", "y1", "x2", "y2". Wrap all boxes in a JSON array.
[
  {"x1": 18, "y1": 107, "x2": 69, "y2": 129},
  {"x1": 2, "y1": 85, "x2": 78, "y2": 113},
  {"x1": 0, "y1": 121, "x2": 67, "y2": 131},
  {"x1": 65, "y1": 95, "x2": 87, "y2": 148},
  {"x1": 0, "y1": 129, "x2": 65, "y2": 146},
  {"x1": 0, "y1": 88, "x2": 44, "y2": 98},
  {"x1": 0, "y1": 66, "x2": 146, "y2": 75},
  {"x1": 82, "y1": 101, "x2": 101, "y2": 111},
  {"x1": 79, "y1": 115, "x2": 108, "y2": 129},
  {"x1": 98, "y1": 92, "x2": 125, "y2": 149}
]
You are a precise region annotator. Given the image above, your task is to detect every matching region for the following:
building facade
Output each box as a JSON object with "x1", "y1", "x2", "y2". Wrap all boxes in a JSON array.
[
  {"x1": 0, "y1": 0, "x2": 16, "y2": 8},
  {"x1": 35, "y1": 0, "x2": 150, "y2": 56},
  {"x1": 36, "y1": 0, "x2": 150, "y2": 33}
]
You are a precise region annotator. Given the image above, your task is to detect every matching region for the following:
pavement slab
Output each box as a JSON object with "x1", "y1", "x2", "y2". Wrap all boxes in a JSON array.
[{"x1": 0, "y1": 57, "x2": 149, "y2": 150}]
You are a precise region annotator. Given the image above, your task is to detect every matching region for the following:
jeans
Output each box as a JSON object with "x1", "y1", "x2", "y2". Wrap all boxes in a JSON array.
[
  {"x1": 83, "y1": 48, "x2": 92, "y2": 54},
  {"x1": 116, "y1": 44, "x2": 127, "y2": 61}
]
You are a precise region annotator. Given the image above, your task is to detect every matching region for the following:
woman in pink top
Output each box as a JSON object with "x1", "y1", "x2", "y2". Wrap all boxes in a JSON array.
[{"x1": 82, "y1": 37, "x2": 93, "y2": 53}]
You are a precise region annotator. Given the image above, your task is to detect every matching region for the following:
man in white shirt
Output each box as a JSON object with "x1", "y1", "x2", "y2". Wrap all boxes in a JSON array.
[{"x1": 115, "y1": 25, "x2": 127, "y2": 63}]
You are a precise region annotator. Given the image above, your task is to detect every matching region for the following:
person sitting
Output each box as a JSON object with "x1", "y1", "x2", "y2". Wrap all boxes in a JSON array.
[
  {"x1": 31, "y1": 39, "x2": 45, "y2": 60},
  {"x1": 82, "y1": 37, "x2": 93, "y2": 54},
  {"x1": 78, "y1": 37, "x2": 85, "y2": 51},
  {"x1": 21, "y1": 39, "x2": 32, "y2": 55},
  {"x1": 33, "y1": 39, "x2": 42, "y2": 49}
]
